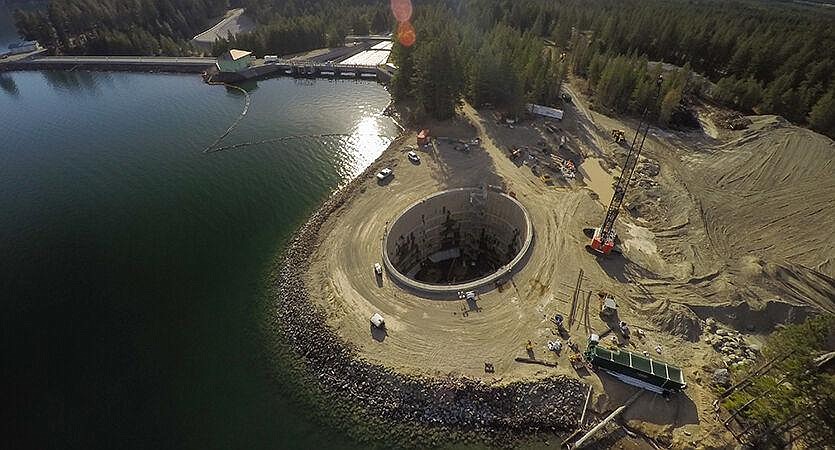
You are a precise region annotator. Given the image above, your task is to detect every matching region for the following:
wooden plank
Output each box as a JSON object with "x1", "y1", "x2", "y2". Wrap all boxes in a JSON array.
[
  {"x1": 579, "y1": 385, "x2": 593, "y2": 427},
  {"x1": 514, "y1": 357, "x2": 558, "y2": 367},
  {"x1": 569, "y1": 269, "x2": 583, "y2": 329}
]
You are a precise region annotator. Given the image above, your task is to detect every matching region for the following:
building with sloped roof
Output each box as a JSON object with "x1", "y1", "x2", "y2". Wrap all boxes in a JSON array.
[{"x1": 216, "y1": 49, "x2": 254, "y2": 73}]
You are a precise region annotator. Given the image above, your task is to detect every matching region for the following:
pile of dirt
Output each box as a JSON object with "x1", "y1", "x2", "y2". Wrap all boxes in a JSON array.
[
  {"x1": 686, "y1": 116, "x2": 835, "y2": 278},
  {"x1": 711, "y1": 111, "x2": 752, "y2": 130},
  {"x1": 635, "y1": 297, "x2": 702, "y2": 341},
  {"x1": 624, "y1": 156, "x2": 664, "y2": 220},
  {"x1": 733, "y1": 256, "x2": 835, "y2": 314},
  {"x1": 690, "y1": 299, "x2": 816, "y2": 334}
]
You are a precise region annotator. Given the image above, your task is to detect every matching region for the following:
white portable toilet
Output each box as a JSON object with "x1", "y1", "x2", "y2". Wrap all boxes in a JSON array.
[{"x1": 370, "y1": 313, "x2": 385, "y2": 328}]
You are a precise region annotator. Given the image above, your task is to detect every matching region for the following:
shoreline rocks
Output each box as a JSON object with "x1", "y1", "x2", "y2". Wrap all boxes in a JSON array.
[{"x1": 269, "y1": 135, "x2": 586, "y2": 446}]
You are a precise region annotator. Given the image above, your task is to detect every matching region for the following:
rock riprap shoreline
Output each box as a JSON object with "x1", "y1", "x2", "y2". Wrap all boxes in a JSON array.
[{"x1": 272, "y1": 138, "x2": 586, "y2": 446}]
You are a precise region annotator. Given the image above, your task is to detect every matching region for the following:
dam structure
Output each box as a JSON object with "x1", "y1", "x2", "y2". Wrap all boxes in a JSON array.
[{"x1": 1, "y1": 55, "x2": 394, "y2": 83}]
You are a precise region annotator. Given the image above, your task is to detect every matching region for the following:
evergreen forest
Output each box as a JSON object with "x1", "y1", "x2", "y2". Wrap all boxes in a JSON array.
[{"x1": 12, "y1": 0, "x2": 835, "y2": 136}]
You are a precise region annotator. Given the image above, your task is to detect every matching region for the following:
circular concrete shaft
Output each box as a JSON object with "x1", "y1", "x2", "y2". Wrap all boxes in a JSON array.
[{"x1": 382, "y1": 188, "x2": 533, "y2": 296}]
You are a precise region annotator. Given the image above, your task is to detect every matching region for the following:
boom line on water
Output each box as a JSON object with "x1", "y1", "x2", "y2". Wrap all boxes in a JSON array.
[{"x1": 201, "y1": 83, "x2": 392, "y2": 154}]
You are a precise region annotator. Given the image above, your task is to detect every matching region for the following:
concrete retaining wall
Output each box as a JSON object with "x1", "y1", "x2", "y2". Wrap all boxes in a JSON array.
[{"x1": 382, "y1": 188, "x2": 533, "y2": 297}]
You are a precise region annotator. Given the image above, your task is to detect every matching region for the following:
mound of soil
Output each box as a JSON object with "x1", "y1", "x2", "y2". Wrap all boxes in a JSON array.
[
  {"x1": 689, "y1": 298, "x2": 816, "y2": 334},
  {"x1": 711, "y1": 111, "x2": 752, "y2": 130},
  {"x1": 686, "y1": 116, "x2": 835, "y2": 277},
  {"x1": 639, "y1": 299, "x2": 702, "y2": 341},
  {"x1": 732, "y1": 256, "x2": 835, "y2": 315}
]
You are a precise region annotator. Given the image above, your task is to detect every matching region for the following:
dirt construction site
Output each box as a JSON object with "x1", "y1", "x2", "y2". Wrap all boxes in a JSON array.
[{"x1": 302, "y1": 80, "x2": 835, "y2": 447}]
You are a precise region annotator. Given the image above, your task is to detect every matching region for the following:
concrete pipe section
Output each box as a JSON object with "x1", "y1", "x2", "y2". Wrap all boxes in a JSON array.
[{"x1": 382, "y1": 187, "x2": 533, "y2": 297}]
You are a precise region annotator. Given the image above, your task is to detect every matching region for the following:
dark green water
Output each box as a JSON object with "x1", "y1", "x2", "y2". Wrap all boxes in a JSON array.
[{"x1": 0, "y1": 70, "x2": 397, "y2": 448}]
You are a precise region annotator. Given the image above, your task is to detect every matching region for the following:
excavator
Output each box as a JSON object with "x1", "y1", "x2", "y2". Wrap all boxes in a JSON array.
[{"x1": 587, "y1": 75, "x2": 663, "y2": 255}]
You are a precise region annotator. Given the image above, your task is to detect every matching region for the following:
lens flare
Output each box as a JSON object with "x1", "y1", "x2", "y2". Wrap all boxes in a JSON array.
[
  {"x1": 390, "y1": 0, "x2": 413, "y2": 22},
  {"x1": 397, "y1": 20, "x2": 416, "y2": 47}
]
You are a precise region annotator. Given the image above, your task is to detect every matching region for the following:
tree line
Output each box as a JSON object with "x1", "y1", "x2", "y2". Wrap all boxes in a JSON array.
[
  {"x1": 12, "y1": 0, "x2": 835, "y2": 136},
  {"x1": 391, "y1": 5, "x2": 567, "y2": 121},
  {"x1": 13, "y1": 0, "x2": 227, "y2": 56},
  {"x1": 211, "y1": 16, "x2": 326, "y2": 57},
  {"x1": 212, "y1": 0, "x2": 393, "y2": 56},
  {"x1": 548, "y1": 0, "x2": 835, "y2": 135},
  {"x1": 393, "y1": 0, "x2": 833, "y2": 136},
  {"x1": 570, "y1": 43, "x2": 697, "y2": 126},
  {"x1": 722, "y1": 315, "x2": 834, "y2": 448},
  {"x1": 11, "y1": 0, "x2": 392, "y2": 58}
]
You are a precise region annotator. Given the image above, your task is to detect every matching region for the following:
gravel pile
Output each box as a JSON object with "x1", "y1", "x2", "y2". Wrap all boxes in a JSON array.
[
  {"x1": 271, "y1": 137, "x2": 586, "y2": 445},
  {"x1": 703, "y1": 318, "x2": 760, "y2": 368}
]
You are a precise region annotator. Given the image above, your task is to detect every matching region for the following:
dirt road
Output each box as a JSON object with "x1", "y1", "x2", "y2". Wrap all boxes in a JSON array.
[{"x1": 192, "y1": 9, "x2": 255, "y2": 50}]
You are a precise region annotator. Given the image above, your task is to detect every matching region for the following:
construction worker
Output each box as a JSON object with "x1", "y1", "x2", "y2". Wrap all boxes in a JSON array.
[{"x1": 619, "y1": 320, "x2": 630, "y2": 338}]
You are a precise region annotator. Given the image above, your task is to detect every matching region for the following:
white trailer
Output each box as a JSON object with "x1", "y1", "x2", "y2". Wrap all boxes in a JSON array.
[{"x1": 527, "y1": 103, "x2": 564, "y2": 120}]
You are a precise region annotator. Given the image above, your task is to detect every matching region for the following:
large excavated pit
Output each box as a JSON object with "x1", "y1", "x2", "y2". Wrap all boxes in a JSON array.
[{"x1": 382, "y1": 188, "x2": 533, "y2": 297}]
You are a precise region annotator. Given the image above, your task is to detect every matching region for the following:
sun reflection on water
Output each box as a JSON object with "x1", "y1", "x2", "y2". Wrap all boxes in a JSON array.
[{"x1": 341, "y1": 115, "x2": 393, "y2": 181}]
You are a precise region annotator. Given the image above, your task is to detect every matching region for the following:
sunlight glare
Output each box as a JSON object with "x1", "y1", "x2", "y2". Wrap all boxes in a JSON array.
[
  {"x1": 390, "y1": 0, "x2": 413, "y2": 22},
  {"x1": 344, "y1": 116, "x2": 392, "y2": 179},
  {"x1": 397, "y1": 20, "x2": 416, "y2": 47}
]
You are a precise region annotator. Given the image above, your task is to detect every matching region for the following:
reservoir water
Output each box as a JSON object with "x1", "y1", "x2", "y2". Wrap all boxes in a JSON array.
[{"x1": 0, "y1": 70, "x2": 397, "y2": 448}]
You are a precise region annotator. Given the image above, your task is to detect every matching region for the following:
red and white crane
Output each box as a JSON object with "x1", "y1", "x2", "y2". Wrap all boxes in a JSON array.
[{"x1": 589, "y1": 75, "x2": 663, "y2": 255}]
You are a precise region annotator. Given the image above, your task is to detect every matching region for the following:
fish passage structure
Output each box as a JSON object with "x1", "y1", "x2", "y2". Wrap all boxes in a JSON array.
[{"x1": 382, "y1": 188, "x2": 533, "y2": 296}]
